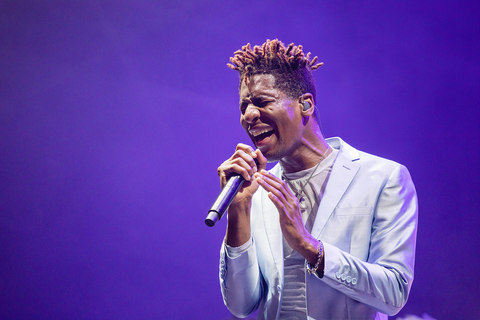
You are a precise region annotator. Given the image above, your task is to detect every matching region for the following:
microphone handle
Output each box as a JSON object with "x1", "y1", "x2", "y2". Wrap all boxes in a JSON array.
[{"x1": 205, "y1": 175, "x2": 245, "y2": 227}]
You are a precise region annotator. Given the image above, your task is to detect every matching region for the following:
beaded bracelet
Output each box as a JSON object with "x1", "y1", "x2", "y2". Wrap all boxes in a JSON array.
[{"x1": 306, "y1": 240, "x2": 324, "y2": 275}]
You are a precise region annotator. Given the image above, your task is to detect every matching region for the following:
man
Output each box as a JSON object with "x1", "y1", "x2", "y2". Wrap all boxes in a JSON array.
[{"x1": 217, "y1": 39, "x2": 417, "y2": 320}]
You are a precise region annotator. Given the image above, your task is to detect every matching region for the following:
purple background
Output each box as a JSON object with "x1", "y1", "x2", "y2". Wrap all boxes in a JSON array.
[{"x1": 1, "y1": 1, "x2": 479, "y2": 319}]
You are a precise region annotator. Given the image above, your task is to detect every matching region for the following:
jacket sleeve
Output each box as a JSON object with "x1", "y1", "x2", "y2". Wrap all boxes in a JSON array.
[
  {"x1": 318, "y1": 164, "x2": 418, "y2": 316},
  {"x1": 219, "y1": 238, "x2": 264, "y2": 318}
]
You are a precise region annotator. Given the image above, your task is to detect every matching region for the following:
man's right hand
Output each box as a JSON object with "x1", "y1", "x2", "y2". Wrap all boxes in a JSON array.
[
  {"x1": 217, "y1": 144, "x2": 267, "y2": 206},
  {"x1": 219, "y1": 144, "x2": 267, "y2": 247}
]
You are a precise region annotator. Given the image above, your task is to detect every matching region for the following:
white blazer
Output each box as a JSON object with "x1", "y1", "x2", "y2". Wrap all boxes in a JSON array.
[{"x1": 219, "y1": 137, "x2": 418, "y2": 320}]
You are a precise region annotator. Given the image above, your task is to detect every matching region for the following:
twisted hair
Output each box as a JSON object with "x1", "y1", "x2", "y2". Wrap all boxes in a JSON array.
[{"x1": 227, "y1": 39, "x2": 323, "y2": 107}]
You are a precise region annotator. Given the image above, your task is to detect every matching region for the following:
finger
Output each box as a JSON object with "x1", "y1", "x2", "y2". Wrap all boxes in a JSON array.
[
  {"x1": 217, "y1": 144, "x2": 258, "y2": 188},
  {"x1": 218, "y1": 159, "x2": 254, "y2": 185},
  {"x1": 258, "y1": 169, "x2": 282, "y2": 184},
  {"x1": 232, "y1": 149, "x2": 258, "y2": 174},
  {"x1": 255, "y1": 174, "x2": 289, "y2": 204},
  {"x1": 266, "y1": 190, "x2": 287, "y2": 213},
  {"x1": 235, "y1": 143, "x2": 257, "y2": 159},
  {"x1": 229, "y1": 162, "x2": 254, "y2": 182},
  {"x1": 235, "y1": 145, "x2": 268, "y2": 174},
  {"x1": 265, "y1": 188, "x2": 298, "y2": 222},
  {"x1": 256, "y1": 170, "x2": 295, "y2": 199},
  {"x1": 254, "y1": 149, "x2": 267, "y2": 171}
]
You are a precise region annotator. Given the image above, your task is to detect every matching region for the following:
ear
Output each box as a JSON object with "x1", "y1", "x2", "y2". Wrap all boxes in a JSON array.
[{"x1": 299, "y1": 93, "x2": 315, "y2": 118}]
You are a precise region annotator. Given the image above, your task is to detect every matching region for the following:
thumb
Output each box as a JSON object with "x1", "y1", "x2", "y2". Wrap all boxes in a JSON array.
[{"x1": 255, "y1": 149, "x2": 268, "y2": 171}]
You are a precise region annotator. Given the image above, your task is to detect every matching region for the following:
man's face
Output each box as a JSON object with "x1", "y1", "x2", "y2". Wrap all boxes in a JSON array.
[{"x1": 239, "y1": 74, "x2": 304, "y2": 162}]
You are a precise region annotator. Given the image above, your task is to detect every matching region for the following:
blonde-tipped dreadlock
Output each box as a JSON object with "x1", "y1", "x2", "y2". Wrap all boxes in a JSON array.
[
  {"x1": 227, "y1": 39, "x2": 323, "y2": 75},
  {"x1": 228, "y1": 39, "x2": 323, "y2": 119}
]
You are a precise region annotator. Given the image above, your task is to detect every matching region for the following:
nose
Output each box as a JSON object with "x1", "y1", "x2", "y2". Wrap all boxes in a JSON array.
[{"x1": 243, "y1": 104, "x2": 260, "y2": 124}]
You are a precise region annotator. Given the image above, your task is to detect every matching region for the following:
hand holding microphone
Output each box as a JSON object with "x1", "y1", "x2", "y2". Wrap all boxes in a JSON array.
[{"x1": 205, "y1": 144, "x2": 266, "y2": 227}]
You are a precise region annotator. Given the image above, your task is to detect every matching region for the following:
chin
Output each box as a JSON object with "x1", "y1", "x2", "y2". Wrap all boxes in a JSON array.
[{"x1": 261, "y1": 148, "x2": 284, "y2": 163}]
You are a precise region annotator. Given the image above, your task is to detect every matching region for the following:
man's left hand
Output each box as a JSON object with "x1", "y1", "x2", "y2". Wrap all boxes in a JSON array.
[{"x1": 254, "y1": 170, "x2": 319, "y2": 265}]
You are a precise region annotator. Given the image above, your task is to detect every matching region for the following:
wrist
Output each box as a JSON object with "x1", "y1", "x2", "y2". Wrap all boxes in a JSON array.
[
  {"x1": 230, "y1": 195, "x2": 253, "y2": 207},
  {"x1": 297, "y1": 235, "x2": 320, "y2": 264},
  {"x1": 306, "y1": 240, "x2": 324, "y2": 277},
  {"x1": 225, "y1": 199, "x2": 252, "y2": 248}
]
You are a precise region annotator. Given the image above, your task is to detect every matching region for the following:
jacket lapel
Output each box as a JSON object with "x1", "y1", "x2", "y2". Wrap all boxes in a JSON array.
[
  {"x1": 311, "y1": 138, "x2": 360, "y2": 239},
  {"x1": 262, "y1": 164, "x2": 284, "y2": 276}
]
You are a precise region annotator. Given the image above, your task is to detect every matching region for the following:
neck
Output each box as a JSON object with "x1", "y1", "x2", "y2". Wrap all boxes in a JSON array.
[{"x1": 280, "y1": 132, "x2": 330, "y2": 174}]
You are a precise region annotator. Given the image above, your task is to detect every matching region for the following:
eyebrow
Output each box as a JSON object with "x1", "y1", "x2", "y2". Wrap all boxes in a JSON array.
[{"x1": 240, "y1": 93, "x2": 275, "y2": 103}]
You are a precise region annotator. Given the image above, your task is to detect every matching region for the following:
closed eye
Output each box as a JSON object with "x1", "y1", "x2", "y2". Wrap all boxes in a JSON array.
[
  {"x1": 254, "y1": 99, "x2": 275, "y2": 109},
  {"x1": 239, "y1": 98, "x2": 274, "y2": 114},
  {"x1": 240, "y1": 103, "x2": 248, "y2": 114}
]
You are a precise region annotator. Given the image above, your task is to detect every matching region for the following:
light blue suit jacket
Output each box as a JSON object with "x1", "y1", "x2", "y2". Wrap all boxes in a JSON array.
[{"x1": 219, "y1": 137, "x2": 418, "y2": 320}]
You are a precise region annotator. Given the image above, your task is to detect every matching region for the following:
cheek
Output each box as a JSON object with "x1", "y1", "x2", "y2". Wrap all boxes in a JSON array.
[
  {"x1": 240, "y1": 116, "x2": 247, "y2": 129},
  {"x1": 277, "y1": 114, "x2": 297, "y2": 134},
  {"x1": 240, "y1": 118, "x2": 251, "y2": 137}
]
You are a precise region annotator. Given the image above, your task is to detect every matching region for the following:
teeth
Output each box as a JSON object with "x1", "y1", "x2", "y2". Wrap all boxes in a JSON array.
[{"x1": 249, "y1": 127, "x2": 273, "y2": 137}]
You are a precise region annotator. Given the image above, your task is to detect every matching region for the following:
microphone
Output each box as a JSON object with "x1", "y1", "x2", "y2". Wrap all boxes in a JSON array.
[{"x1": 205, "y1": 159, "x2": 259, "y2": 227}]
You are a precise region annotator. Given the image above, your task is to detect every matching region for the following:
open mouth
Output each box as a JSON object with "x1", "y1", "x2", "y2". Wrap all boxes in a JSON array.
[
  {"x1": 249, "y1": 126, "x2": 275, "y2": 145},
  {"x1": 254, "y1": 129, "x2": 275, "y2": 143}
]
